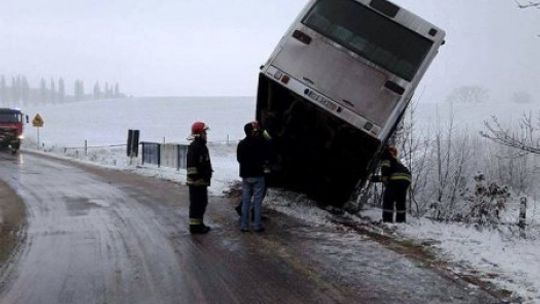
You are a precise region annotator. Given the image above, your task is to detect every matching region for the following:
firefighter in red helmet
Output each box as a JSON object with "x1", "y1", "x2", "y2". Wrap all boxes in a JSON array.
[{"x1": 186, "y1": 121, "x2": 213, "y2": 234}]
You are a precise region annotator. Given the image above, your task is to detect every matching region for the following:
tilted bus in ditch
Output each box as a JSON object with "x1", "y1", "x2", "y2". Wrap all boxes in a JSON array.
[{"x1": 256, "y1": 0, "x2": 445, "y2": 205}]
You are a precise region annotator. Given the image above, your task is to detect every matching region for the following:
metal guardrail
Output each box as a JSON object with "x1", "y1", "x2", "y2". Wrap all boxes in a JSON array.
[
  {"x1": 177, "y1": 144, "x2": 188, "y2": 169},
  {"x1": 61, "y1": 140, "x2": 189, "y2": 170},
  {"x1": 142, "y1": 142, "x2": 161, "y2": 167},
  {"x1": 63, "y1": 142, "x2": 127, "y2": 155},
  {"x1": 141, "y1": 142, "x2": 188, "y2": 170}
]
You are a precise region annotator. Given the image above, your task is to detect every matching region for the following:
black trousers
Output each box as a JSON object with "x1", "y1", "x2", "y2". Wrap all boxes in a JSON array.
[
  {"x1": 189, "y1": 186, "x2": 208, "y2": 225},
  {"x1": 382, "y1": 180, "x2": 410, "y2": 223}
]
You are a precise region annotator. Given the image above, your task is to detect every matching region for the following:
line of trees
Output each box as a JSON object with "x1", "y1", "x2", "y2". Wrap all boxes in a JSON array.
[{"x1": 0, "y1": 74, "x2": 125, "y2": 106}]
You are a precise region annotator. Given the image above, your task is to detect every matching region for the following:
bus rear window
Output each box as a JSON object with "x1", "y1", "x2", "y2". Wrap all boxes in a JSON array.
[{"x1": 303, "y1": 0, "x2": 432, "y2": 81}]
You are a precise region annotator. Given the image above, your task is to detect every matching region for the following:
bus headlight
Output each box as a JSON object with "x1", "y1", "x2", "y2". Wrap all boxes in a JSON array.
[{"x1": 18, "y1": 135, "x2": 24, "y2": 139}]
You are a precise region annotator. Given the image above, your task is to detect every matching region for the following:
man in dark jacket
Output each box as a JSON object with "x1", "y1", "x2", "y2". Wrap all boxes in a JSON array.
[
  {"x1": 237, "y1": 121, "x2": 270, "y2": 232},
  {"x1": 234, "y1": 125, "x2": 272, "y2": 217},
  {"x1": 381, "y1": 145, "x2": 411, "y2": 223},
  {"x1": 186, "y1": 121, "x2": 213, "y2": 234}
]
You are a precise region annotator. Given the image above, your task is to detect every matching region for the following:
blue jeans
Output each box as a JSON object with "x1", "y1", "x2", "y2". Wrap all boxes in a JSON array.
[{"x1": 240, "y1": 177, "x2": 265, "y2": 230}]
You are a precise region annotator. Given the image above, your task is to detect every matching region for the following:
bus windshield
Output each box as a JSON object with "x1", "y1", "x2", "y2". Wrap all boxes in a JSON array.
[
  {"x1": 303, "y1": 0, "x2": 433, "y2": 81},
  {"x1": 0, "y1": 113, "x2": 20, "y2": 123}
]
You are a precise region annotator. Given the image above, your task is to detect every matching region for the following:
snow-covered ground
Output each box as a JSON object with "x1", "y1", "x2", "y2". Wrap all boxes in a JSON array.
[{"x1": 19, "y1": 97, "x2": 540, "y2": 303}]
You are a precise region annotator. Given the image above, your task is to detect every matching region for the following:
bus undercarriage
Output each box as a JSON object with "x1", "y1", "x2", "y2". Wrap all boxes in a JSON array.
[{"x1": 256, "y1": 74, "x2": 381, "y2": 206}]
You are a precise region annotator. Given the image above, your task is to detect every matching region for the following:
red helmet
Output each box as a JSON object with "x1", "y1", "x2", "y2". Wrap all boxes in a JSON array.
[{"x1": 191, "y1": 121, "x2": 209, "y2": 135}]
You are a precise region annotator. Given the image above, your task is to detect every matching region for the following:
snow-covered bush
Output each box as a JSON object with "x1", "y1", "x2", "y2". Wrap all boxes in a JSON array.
[
  {"x1": 428, "y1": 172, "x2": 511, "y2": 227},
  {"x1": 376, "y1": 103, "x2": 537, "y2": 228},
  {"x1": 463, "y1": 173, "x2": 510, "y2": 226}
]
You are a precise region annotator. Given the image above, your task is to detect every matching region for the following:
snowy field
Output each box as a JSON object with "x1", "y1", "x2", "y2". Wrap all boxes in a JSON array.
[
  {"x1": 18, "y1": 97, "x2": 540, "y2": 303},
  {"x1": 23, "y1": 96, "x2": 255, "y2": 147}
]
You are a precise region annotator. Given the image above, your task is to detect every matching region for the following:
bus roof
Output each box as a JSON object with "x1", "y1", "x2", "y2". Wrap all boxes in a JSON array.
[
  {"x1": 356, "y1": 0, "x2": 445, "y2": 41},
  {"x1": 0, "y1": 108, "x2": 23, "y2": 114},
  {"x1": 299, "y1": 0, "x2": 445, "y2": 43}
]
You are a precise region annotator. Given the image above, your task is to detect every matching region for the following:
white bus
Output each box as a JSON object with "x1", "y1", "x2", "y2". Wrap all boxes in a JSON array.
[{"x1": 256, "y1": 0, "x2": 445, "y2": 205}]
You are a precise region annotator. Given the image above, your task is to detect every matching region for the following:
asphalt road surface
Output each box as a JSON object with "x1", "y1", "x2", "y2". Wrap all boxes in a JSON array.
[{"x1": 0, "y1": 152, "x2": 502, "y2": 304}]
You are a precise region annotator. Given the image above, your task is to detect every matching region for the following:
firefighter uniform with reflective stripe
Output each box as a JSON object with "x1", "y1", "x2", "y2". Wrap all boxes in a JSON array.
[
  {"x1": 186, "y1": 136, "x2": 213, "y2": 231},
  {"x1": 381, "y1": 153, "x2": 411, "y2": 223}
]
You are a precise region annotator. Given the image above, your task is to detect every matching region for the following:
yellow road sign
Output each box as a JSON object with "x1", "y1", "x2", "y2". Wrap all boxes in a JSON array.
[{"x1": 32, "y1": 114, "x2": 44, "y2": 127}]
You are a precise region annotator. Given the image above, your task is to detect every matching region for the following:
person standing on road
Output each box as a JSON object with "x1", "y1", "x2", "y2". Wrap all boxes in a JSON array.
[
  {"x1": 234, "y1": 123, "x2": 273, "y2": 217},
  {"x1": 186, "y1": 121, "x2": 213, "y2": 234},
  {"x1": 381, "y1": 145, "x2": 411, "y2": 223},
  {"x1": 237, "y1": 121, "x2": 270, "y2": 232}
]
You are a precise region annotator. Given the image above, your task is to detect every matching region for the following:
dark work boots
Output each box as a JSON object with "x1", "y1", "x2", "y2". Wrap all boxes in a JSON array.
[{"x1": 190, "y1": 224, "x2": 211, "y2": 234}]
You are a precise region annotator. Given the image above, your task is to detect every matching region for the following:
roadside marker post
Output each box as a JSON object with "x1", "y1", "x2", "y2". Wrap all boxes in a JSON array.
[{"x1": 519, "y1": 197, "x2": 527, "y2": 238}]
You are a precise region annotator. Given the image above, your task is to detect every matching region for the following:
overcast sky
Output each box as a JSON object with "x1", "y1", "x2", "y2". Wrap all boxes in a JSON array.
[{"x1": 1, "y1": 0, "x2": 539, "y2": 102}]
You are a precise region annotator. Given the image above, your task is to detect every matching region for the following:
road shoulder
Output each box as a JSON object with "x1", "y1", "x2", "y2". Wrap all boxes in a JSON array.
[{"x1": 0, "y1": 179, "x2": 26, "y2": 267}]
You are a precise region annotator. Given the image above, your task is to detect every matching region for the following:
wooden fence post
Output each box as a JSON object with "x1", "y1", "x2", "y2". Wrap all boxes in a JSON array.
[
  {"x1": 141, "y1": 142, "x2": 145, "y2": 165},
  {"x1": 157, "y1": 144, "x2": 161, "y2": 168},
  {"x1": 519, "y1": 196, "x2": 527, "y2": 238}
]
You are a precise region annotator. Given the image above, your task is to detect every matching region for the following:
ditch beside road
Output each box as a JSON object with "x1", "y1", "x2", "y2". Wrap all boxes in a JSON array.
[{"x1": 0, "y1": 178, "x2": 26, "y2": 270}]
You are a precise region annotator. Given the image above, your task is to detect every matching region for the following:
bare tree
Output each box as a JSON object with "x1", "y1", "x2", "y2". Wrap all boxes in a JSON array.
[
  {"x1": 0, "y1": 76, "x2": 8, "y2": 105},
  {"x1": 512, "y1": 91, "x2": 533, "y2": 104},
  {"x1": 446, "y1": 86, "x2": 489, "y2": 104},
  {"x1": 485, "y1": 144, "x2": 533, "y2": 194},
  {"x1": 394, "y1": 98, "x2": 430, "y2": 215},
  {"x1": 448, "y1": 132, "x2": 473, "y2": 210},
  {"x1": 514, "y1": 0, "x2": 540, "y2": 9},
  {"x1": 481, "y1": 113, "x2": 540, "y2": 154},
  {"x1": 58, "y1": 78, "x2": 65, "y2": 103},
  {"x1": 514, "y1": 0, "x2": 540, "y2": 36}
]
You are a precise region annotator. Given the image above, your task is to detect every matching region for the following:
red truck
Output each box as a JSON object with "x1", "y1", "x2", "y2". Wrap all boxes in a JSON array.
[{"x1": 0, "y1": 108, "x2": 27, "y2": 154}]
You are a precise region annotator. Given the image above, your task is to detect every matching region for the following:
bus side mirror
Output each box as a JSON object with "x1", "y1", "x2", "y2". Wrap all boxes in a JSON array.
[{"x1": 25, "y1": 115, "x2": 29, "y2": 123}]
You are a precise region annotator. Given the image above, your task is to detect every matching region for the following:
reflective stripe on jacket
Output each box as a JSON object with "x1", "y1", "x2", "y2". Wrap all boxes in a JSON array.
[
  {"x1": 381, "y1": 156, "x2": 411, "y2": 183},
  {"x1": 186, "y1": 137, "x2": 212, "y2": 186}
]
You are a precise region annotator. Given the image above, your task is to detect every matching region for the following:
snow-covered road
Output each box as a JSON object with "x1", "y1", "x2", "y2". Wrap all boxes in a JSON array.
[{"x1": 0, "y1": 152, "x2": 503, "y2": 303}]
